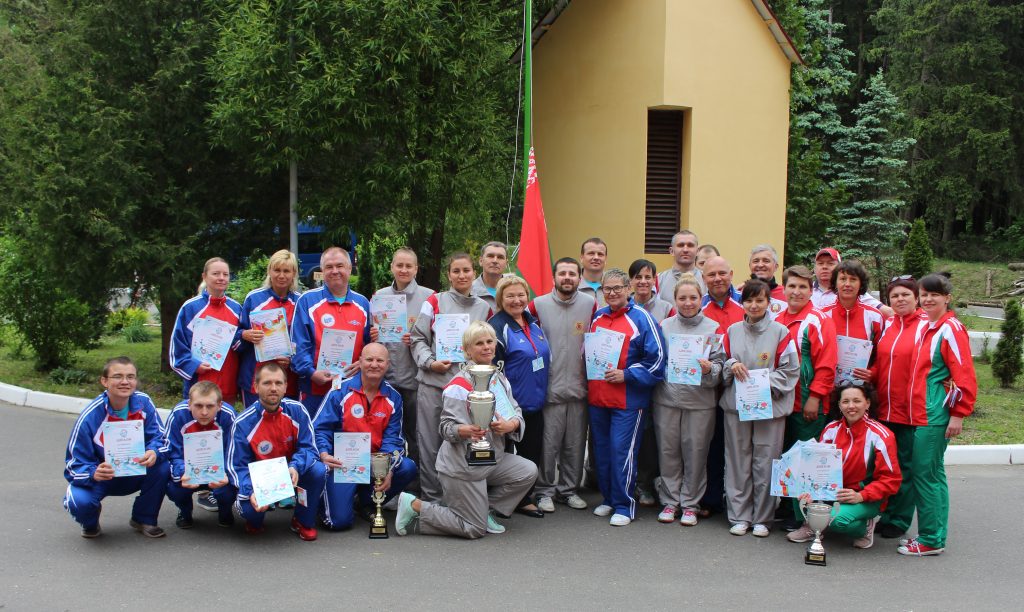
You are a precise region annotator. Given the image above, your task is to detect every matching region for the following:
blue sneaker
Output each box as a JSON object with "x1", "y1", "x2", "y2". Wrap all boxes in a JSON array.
[
  {"x1": 395, "y1": 492, "x2": 419, "y2": 536},
  {"x1": 486, "y1": 512, "x2": 506, "y2": 534},
  {"x1": 277, "y1": 496, "x2": 296, "y2": 509}
]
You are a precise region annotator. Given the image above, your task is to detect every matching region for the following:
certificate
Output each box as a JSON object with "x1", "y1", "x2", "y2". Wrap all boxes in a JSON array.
[
  {"x1": 102, "y1": 420, "x2": 146, "y2": 477},
  {"x1": 798, "y1": 443, "x2": 843, "y2": 501},
  {"x1": 666, "y1": 334, "x2": 706, "y2": 386},
  {"x1": 735, "y1": 368, "x2": 773, "y2": 421},
  {"x1": 333, "y1": 432, "x2": 371, "y2": 484},
  {"x1": 434, "y1": 313, "x2": 470, "y2": 363},
  {"x1": 371, "y1": 294, "x2": 408, "y2": 344},
  {"x1": 191, "y1": 317, "x2": 237, "y2": 371},
  {"x1": 249, "y1": 456, "x2": 294, "y2": 507},
  {"x1": 489, "y1": 377, "x2": 517, "y2": 420},
  {"x1": 183, "y1": 430, "x2": 226, "y2": 486},
  {"x1": 317, "y1": 328, "x2": 357, "y2": 375},
  {"x1": 584, "y1": 328, "x2": 626, "y2": 381},
  {"x1": 835, "y1": 335, "x2": 873, "y2": 384},
  {"x1": 249, "y1": 308, "x2": 294, "y2": 362}
]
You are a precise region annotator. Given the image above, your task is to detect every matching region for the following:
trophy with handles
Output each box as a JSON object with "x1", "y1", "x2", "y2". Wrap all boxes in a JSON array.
[{"x1": 462, "y1": 363, "x2": 502, "y2": 466}]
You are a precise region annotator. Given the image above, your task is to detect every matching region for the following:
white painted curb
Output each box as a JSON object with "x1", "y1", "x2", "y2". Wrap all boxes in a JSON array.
[
  {"x1": 2, "y1": 382, "x2": 171, "y2": 421},
  {"x1": 0, "y1": 382, "x2": 29, "y2": 406}
]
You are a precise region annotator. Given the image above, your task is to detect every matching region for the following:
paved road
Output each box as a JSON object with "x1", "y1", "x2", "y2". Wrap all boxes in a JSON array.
[
  {"x1": 964, "y1": 305, "x2": 1005, "y2": 320},
  {"x1": 2, "y1": 402, "x2": 1023, "y2": 611}
]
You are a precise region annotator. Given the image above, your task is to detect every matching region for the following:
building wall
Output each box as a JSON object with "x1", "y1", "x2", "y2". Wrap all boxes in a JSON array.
[{"x1": 533, "y1": 0, "x2": 792, "y2": 279}]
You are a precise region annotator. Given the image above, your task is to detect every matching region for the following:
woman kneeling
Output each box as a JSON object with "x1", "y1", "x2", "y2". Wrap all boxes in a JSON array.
[
  {"x1": 788, "y1": 382, "x2": 901, "y2": 549},
  {"x1": 395, "y1": 321, "x2": 538, "y2": 538}
]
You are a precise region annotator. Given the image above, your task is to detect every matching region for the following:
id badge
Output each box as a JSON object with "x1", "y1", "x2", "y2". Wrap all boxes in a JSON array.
[
  {"x1": 295, "y1": 486, "x2": 308, "y2": 507},
  {"x1": 532, "y1": 356, "x2": 545, "y2": 372}
]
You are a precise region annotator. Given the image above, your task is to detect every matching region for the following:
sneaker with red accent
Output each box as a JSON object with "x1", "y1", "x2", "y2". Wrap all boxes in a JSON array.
[
  {"x1": 657, "y1": 505, "x2": 678, "y2": 523},
  {"x1": 244, "y1": 521, "x2": 265, "y2": 536},
  {"x1": 290, "y1": 517, "x2": 318, "y2": 541},
  {"x1": 897, "y1": 538, "x2": 944, "y2": 556},
  {"x1": 679, "y1": 509, "x2": 698, "y2": 526}
]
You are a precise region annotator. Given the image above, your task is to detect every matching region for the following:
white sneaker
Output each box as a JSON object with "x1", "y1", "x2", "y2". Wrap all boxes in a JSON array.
[
  {"x1": 564, "y1": 494, "x2": 588, "y2": 510},
  {"x1": 853, "y1": 516, "x2": 878, "y2": 549},
  {"x1": 537, "y1": 497, "x2": 555, "y2": 513},
  {"x1": 752, "y1": 523, "x2": 770, "y2": 538},
  {"x1": 679, "y1": 509, "x2": 698, "y2": 526},
  {"x1": 729, "y1": 522, "x2": 749, "y2": 536},
  {"x1": 657, "y1": 505, "x2": 678, "y2": 523},
  {"x1": 593, "y1": 504, "x2": 613, "y2": 517},
  {"x1": 609, "y1": 513, "x2": 631, "y2": 526}
]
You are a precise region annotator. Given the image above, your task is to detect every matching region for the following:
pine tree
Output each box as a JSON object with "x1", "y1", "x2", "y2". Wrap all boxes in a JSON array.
[
  {"x1": 902, "y1": 218, "x2": 933, "y2": 280},
  {"x1": 829, "y1": 70, "x2": 915, "y2": 288},
  {"x1": 992, "y1": 299, "x2": 1024, "y2": 388}
]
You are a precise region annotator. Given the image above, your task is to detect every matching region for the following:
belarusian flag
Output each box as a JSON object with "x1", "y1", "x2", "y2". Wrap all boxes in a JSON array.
[{"x1": 517, "y1": 147, "x2": 553, "y2": 295}]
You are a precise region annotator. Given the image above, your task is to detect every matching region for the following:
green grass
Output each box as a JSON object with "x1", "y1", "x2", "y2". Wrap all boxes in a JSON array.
[
  {"x1": 960, "y1": 362, "x2": 1024, "y2": 445},
  {"x1": 958, "y1": 314, "x2": 1004, "y2": 333},
  {"x1": 934, "y1": 258, "x2": 1019, "y2": 305},
  {"x1": 0, "y1": 327, "x2": 182, "y2": 409}
]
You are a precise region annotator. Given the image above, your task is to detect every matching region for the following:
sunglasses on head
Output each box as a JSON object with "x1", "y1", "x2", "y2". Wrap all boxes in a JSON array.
[{"x1": 890, "y1": 275, "x2": 914, "y2": 282}]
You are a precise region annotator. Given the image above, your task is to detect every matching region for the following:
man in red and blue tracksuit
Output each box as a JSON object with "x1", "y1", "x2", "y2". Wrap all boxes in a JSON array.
[
  {"x1": 588, "y1": 277, "x2": 665, "y2": 526},
  {"x1": 160, "y1": 381, "x2": 237, "y2": 528},
  {"x1": 313, "y1": 344, "x2": 417, "y2": 530},
  {"x1": 291, "y1": 248, "x2": 372, "y2": 414},
  {"x1": 63, "y1": 357, "x2": 168, "y2": 538},
  {"x1": 228, "y1": 362, "x2": 327, "y2": 540}
]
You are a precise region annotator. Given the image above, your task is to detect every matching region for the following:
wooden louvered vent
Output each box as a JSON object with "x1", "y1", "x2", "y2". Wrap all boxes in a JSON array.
[{"x1": 644, "y1": 109, "x2": 684, "y2": 253}]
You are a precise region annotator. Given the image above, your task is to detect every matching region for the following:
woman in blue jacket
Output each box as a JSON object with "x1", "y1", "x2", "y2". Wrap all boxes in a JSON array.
[{"x1": 488, "y1": 276, "x2": 551, "y2": 517}]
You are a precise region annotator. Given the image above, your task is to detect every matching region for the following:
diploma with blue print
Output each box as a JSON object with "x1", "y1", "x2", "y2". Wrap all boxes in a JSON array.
[
  {"x1": 333, "y1": 432, "x2": 372, "y2": 484},
  {"x1": 191, "y1": 317, "x2": 237, "y2": 371},
  {"x1": 835, "y1": 335, "x2": 872, "y2": 384},
  {"x1": 584, "y1": 328, "x2": 626, "y2": 381},
  {"x1": 249, "y1": 307, "x2": 294, "y2": 362},
  {"x1": 317, "y1": 328, "x2": 357, "y2": 375},
  {"x1": 734, "y1": 368, "x2": 773, "y2": 421},
  {"x1": 666, "y1": 333, "x2": 709, "y2": 385},
  {"x1": 771, "y1": 440, "x2": 842, "y2": 501},
  {"x1": 371, "y1": 294, "x2": 408, "y2": 344},
  {"x1": 434, "y1": 313, "x2": 471, "y2": 363},
  {"x1": 183, "y1": 430, "x2": 226, "y2": 485},
  {"x1": 102, "y1": 420, "x2": 147, "y2": 477},
  {"x1": 249, "y1": 456, "x2": 294, "y2": 507}
]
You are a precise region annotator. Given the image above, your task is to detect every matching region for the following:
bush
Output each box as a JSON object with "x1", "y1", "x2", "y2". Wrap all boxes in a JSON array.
[
  {"x1": 356, "y1": 232, "x2": 409, "y2": 296},
  {"x1": 228, "y1": 252, "x2": 270, "y2": 303},
  {"x1": 121, "y1": 321, "x2": 151, "y2": 343},
  {"x1": 0, "y1": 239, "x2": 102, "y2": 370},
  {"x1": 903, "y1": 219, "x2": 934, "y2": 280},
  {"x1": 992, "y1": 299, "x2": 1024, "y2": 388},
  {"x1": 49, "y1": 367, "x2": 92, "y2": 385},
  {"x1": 107, "y1": 307, "x2": 150, "y2": 332}
]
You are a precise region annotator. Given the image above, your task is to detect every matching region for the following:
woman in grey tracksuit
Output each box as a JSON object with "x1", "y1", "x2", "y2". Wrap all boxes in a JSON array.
[{"x1": 720, "y1": 279, "x2": 800, "y2": 538}]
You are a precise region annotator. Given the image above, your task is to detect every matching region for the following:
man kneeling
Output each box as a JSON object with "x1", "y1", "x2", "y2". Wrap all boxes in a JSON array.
[
  {"x1": 161, "y1": 381, "x2": 237, "y2": 529},
  {"x1": 63, "y1": 357, "x2": 168, "y2": 538},
  {"x1": 229, "y1": 362, "x2": 327, "y2": 541},
  {"x1": 314, "y1": 343, "x2": 418, "y2": 531}
]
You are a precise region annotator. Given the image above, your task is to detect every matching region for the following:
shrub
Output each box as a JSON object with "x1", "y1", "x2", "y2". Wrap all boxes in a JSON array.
[
  {"x1": 49, "y1": 367, "x2": 92, "y2": 385},
  {"x1": 107, "y1": 307, "x2": 150, "y2": 332},
  {"x1": 228, "y1": 252, "x2": 270, "y2": 303},
  {"x1": 121, "y1": 321, "x2": 151, "y2": 343},
  {"x1": 902, "y1": 219, "x2": 933, "y2": 280},
  {"x1": 992, "y1": 299, "x2": 1024, "y2": 388},
  {"x1": 356, "y1": 232, "x2": 409, "y2": 296}
]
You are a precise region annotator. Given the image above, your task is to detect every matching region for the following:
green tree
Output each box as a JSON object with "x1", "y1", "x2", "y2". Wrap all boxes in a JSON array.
[
  {"x1": 872, "y1": 0, "x2": 1024, "y2": 248},
  {"x1": 829, "y1": 70, "x2": 915, "y2": 289},
  {"x1": 902, "y1": 218, "x2": 933, "y2": 279},
  {"x1": 991, "y1": 298, "x2": 1024, "y2": 388}
]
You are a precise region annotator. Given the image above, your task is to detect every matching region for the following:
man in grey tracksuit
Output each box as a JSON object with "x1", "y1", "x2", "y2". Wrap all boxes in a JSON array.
[
  {"x1": 469, "y1": 241, "x2": 508, "y2": 312},
  {"x1": 410, "y1": 286, "x2": 492, "y2": 502},
  {"x1": 529, "y1": 258, "x2": 596, "y2": 510},
  {"x1": 373, "y1": 247, "x2": 435, "y2": 470}
]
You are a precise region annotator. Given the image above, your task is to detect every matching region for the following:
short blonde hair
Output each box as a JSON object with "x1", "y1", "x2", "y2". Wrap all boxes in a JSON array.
[
  {"x1": 673, "y1": 273, "x2": 704, "y2": 300},
  {"x1": 462, "y1": 320, "x2": 496, "y2": 351},
  {"x1": 495, "y1": 275, "x2": 530, "y2": 313},
  {"x1": 262, "y1": 249, "x2": 300, "y2": 293}
]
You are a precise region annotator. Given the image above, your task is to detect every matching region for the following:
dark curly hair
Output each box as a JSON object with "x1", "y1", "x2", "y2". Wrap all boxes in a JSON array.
[{"x1": 828, "y1": 381, "x2": 879, "y2": 421}]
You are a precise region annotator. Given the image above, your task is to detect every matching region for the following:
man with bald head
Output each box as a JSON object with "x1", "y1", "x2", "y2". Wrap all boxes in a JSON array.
[{"x1": 313, "y1": 342, "x2": 418, "y2": 531}]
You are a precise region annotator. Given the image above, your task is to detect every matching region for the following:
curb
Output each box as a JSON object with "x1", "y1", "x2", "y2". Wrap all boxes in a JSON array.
[{"x1": 3, "y1": 382, "x2": 1021, "y2": 466}]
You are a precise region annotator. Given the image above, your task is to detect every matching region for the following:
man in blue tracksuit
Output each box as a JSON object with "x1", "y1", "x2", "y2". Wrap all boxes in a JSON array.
[
  {"x1": 314, "y1": 343, "x2": 417, "y2": 531},
  {"x1": 228, "y1": 362, "x2": 326, "y2": 541},
  {"x1": 160, "y1": 381, "x2": 237, "y2": 529},
  {"x1": 63, "y1": 357, "x2": 169, "y2": 538}
]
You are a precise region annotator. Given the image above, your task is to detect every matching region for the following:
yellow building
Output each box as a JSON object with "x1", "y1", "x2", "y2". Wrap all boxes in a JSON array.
[{"x1": 532, "y1": 0, "x2": 799, "y2": 276}]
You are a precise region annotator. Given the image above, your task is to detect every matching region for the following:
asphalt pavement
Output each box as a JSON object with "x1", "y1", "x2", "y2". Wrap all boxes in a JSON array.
[{"x1": 2, "y1": 401, "x2": 1023, "y2": 611}]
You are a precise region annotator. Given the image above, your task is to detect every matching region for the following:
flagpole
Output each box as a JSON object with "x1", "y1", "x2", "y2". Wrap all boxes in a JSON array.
[{"x1": 522, "y1": 0, "x2": 532, "y2": 196}]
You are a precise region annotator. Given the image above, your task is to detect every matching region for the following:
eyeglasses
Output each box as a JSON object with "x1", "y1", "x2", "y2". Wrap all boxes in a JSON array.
[
  {"x1": 890, "y1": 275, "x2": 914, "y2": 282},
  {"x1": 106, "y1": 374, "x2": 137, "y2": 382},
  {"x1": 601, "y1": 285, "x2": 627, "y2": 294}
]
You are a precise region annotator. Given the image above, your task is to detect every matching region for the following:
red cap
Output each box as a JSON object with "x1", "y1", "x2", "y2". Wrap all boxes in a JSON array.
[{"x1": 815, "y1": 248, "x2": 841, "y2": 262}]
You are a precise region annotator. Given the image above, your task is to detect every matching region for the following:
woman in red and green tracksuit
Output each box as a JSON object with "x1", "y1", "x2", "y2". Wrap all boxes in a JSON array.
[
  {"x1": 239, "y1": 250, "x2": 302, "y2": 407},
  {"x1": 170, "y1": 257, "x2": 243, "y2": 404},
  {"x1": 788, "y1": 381, "x2": 902, "y2": 549},
  {"x1": 853, "y1": 276, "x2": 928, "y2": 539},
  {"x1": 898, "y1": 274, "x2": 977, "y2": 557},
  {"x1": 822, "y1": 260, "x2": 884, "y2": 353},
  {"x1": 588, "y1": 268, "x2": 665, "y2": 526}
]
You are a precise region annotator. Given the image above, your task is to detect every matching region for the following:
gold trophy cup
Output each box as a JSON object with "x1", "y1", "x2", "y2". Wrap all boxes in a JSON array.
[{"x1": 368, "y1": 452, "x2": 393, "y2": 539}]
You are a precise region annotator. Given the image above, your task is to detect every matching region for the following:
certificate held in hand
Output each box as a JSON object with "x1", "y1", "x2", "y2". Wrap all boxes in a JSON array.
[
  {"x1": 248, "y1": 456, "x2": 295, "y2": 507},
  {"x1": 333, "y1": 432, "x2": 371, "y2": 484},
  {"x1": 835, "y1": 335, "x2": 873, "y2": 384},
  {"x1": 735, "y1": 368, "x2": 773, "y2": 421},
  {"x1": 191, "y1": 317, "x2": 238, "y2": 371},
  {"x1": 317, "y1": 328, "x2": 357, "y2": 375},
  {"x1": 249, "y1": 307, "x2": 294, "y2": 362},
  {"x1": 102, "y1": 420, "x2": 147, "y2": 477},
  {"x1": 584, "y1": 328, "x2": 626, "y2": 381},
  {"x1": 183, "y1": 430, "x2": 226, "y2": 486},
  {"x1": 434, "y1": 314, "x2": 471, "y2": 363},
  {"x1": 371, "y1": 294, "x2": 408, "y2": 344},
  {"x1": 666, "y1": 334, "x2": 708, "y2": 386}
]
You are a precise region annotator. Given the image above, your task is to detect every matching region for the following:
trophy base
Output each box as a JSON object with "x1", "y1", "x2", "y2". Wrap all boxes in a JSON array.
[
  {"x1": 804, "y1": 550, "x2": 827, "y2": 566},
  {"x1": 466, "y1": 447, "x2": 497, "y2": 466},
  {"x1": 369, "y1": 523, "x2": 389, "y2": 539}
]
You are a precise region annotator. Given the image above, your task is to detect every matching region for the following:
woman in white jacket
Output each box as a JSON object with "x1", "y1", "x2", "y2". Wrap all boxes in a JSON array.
[{"x1": 721, "y1": 279, "x2": 800, "y2": 538}]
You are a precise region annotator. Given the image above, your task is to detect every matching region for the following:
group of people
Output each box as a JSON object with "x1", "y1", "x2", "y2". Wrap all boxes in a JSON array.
[{"x1": 62, "y1": 232, "x2": 977, "y2": 558}]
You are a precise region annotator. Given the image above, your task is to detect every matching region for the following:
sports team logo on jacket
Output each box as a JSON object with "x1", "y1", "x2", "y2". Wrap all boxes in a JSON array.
[{"x1": 321, "y1": 314, "x2": 335, "y2": 326}]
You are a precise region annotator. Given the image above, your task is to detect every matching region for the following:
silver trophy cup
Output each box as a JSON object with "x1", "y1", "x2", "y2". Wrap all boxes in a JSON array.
[
  {"x1": 799, "y1": 498, "x2": 840, "y2": 566},
  {"x1": 462, "y1": 363, "x2": 500, "y2": 465}
]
